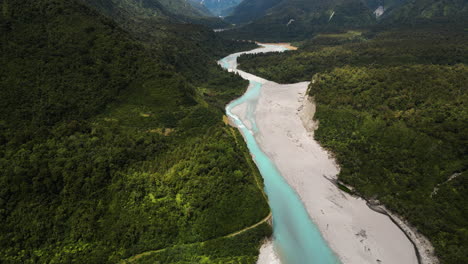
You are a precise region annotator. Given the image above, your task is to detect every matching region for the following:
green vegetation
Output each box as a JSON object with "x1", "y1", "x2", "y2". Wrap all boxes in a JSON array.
[
  {"x1": 223, "y1": 0, "x2": 376, "y2": 41},
  {"x1": 311, "y1": 65, "x2": 467, "y2": 264},
  {"x1": 0, "y1": 0, "x2": 267, "y2": 263},
  {"x1": 81, "y1": 0, "x2": 228, "y2": 28},
  {"x1": 238, "y1": 26, "x2": 468, "y2": 83},
  {"x1": 222, "y1": 0, "x2": 468, "y2": 42},
  {"x1": 225, "y1": 0, "x2": 282, "y2": 24},
  {"x1": 130, "y1": 223, "x2": 271, "y2": 263},
  {"x1": 381, "y1": 0, "x2": 468, "y2": 24},
  {"x1": 238, "y1": 25, "x2": 468, "y2": 263}
]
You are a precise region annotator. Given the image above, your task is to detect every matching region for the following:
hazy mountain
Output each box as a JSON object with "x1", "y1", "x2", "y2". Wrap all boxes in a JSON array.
[
  {"x1": 187, "y1": 0, "x2": 214, "y2": 16},
  {"x1": 190, "y1": 0, "x2": 244, "y2": 16}
]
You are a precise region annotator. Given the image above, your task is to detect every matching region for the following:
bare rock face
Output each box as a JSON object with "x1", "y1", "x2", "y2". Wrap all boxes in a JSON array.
[{"x1": 298, "y1": 95, "x2": 319, "y2": 136}]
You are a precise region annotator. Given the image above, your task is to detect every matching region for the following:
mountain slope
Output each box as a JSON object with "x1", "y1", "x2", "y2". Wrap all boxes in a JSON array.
[
  {"x1": 187, "y1": 0, "x2": 214, "y2": 16},
  {"x1": 224, "y1": 0, "x2": 376, "y2": 41},
  {"x1": 81, "y1": 0, "x2": 227, "y2": 28},
  {"x1": 381, "y1": 0, "x2": 468, "y2": 23},
  {"x1": 0, "y1": 0, "x2": 268, "y2": 263},
  {"x1": 225, "y1": 0, "x2": 282, "y2": 24},
  {"x1": 223, "y1": 0, "x2": 468, "y2": 41},
  {"x1": 190, "y1": 0, "x2": 244, "y2": 16}
]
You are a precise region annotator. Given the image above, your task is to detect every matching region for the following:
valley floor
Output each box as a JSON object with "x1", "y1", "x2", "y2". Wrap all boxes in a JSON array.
[{"x1": 231, "y1": 44, "x2": 421, "y2": 264}]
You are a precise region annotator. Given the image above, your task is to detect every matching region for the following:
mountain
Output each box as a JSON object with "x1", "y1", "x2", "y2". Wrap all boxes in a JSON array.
[
  {"x1": 223, "y1": 0, "x2": 468, "y2": 41},
  {"x1": 0, "y1": 0, "x2": 267, "y2": 263},
  {"x1": 380, "y1": 0, "x2": 468, "y2": 23},
  {"x1": 187, "y1": 0, "x2": 214, "y2": 16},
  {"x1": 189, "y1": 0, "x2": 244, "y2": 16},
  {"x1": 225, "y1": 0, "x2": 282, "y2": 24},
  {"x1": 224, "y1": 0, "x2": 376, "y2": 41},
  {"x1": 81, "y1": 0, "x2": 228, "y2": 28}
]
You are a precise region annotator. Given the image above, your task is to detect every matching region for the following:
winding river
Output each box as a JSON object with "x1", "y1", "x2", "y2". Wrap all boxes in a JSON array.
[{"x1": 220, "y1": 45, "x2": 341, "y2": 264}]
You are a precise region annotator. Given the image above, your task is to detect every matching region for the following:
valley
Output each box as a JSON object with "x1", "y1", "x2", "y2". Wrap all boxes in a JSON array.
[
  {"x1": 0, "y1": 0, "x2": 466, "y2": 263},
  {"x1": 223, "y1": 43, "x2": 421, "y2": 264}
]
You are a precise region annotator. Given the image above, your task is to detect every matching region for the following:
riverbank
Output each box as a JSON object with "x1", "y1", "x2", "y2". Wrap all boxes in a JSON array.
[
  {"x1": 224, "y1": 44, "x2": 340, "y2": 264},
  {"x1": 227, "y1": 43, "x2": 425, "y2": 263},
  {"x1": 257, "y1": 42, "x2": 298, "y2": 50},
  {"x1": 253, "y1": 79, "x2": 419, "y2": 264}
]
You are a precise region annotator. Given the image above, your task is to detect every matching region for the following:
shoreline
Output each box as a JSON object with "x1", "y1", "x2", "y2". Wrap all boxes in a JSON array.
[
  {"x1": 333, "y1": 179, "x2": 439, "y2": 264},
  {"x1": 252, "y1": 80, "x2": 418, "y2": 264},
  {"x1": 256, "y1": 42, "x2": 298, "y2": 50},
  {"x1": 223, "y1": 43, "x2": 436, "y2": 264}
]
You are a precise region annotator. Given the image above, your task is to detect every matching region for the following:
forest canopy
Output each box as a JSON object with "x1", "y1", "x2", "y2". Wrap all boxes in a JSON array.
[{"x1": 0, "y1": 0, "x2": 266, "y2": 263}]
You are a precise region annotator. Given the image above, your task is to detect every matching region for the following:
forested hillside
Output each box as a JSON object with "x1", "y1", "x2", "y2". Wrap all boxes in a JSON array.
[
  {"x1": 238, "y1": 26, "x2": 468, "y2": 82},
  {"x1": 0, "y1": 0, "x2": 268, "y2": 263},
  {"x1": 381, "y1": 0, "x2": 468, "y2": 24},
  {"x1": 225, "y1": 0, "x2": 282, "y2": 24},
  {"x1": 224, "y1": 0, "x2": 377, "y2": 41},
  {"x1": 311, "y1": 65, "x2": 467, "y2": 264},
  {"x1": 81, "y1": 0, "x2": 228, "y2": 29},
  {"x1": 221, "y1": 0, "x2": 468, "y2": 41},
  {"x1": 236, "y1": 25, "x2": 468, "y2": 263}
]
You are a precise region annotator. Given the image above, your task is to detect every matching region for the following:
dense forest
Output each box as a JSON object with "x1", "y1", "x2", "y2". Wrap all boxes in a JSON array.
[
  {"x1": 238, "y1": 25, "x2": 468, "y2": 83},
  {"x1": 3, "y1": 0, "x2": 467, "y2": 263},
  {"x1": 0, "y1": 0, "x2": 269, "y2": 263},
  {"x1": 311, "y1": 65, "x2": 467, "y2": 263},
  {"x1": 237, "y1": 24, "x2": 468, "y2": 263},
  {"x1": 223, "y1": 0, "x2": 377, "y2": 42},
  {"x1": 222, "y1": 0, "x2": 468, "y2": 42}
]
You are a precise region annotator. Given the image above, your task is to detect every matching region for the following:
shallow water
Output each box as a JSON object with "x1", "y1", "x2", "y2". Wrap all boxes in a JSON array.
[{"x1": 221, "y1": 45, "x2": 340, "y2": 264}]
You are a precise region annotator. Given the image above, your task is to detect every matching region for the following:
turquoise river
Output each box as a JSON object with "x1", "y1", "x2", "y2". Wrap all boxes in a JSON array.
[{"x1": 220, "y1": 45, "x2": 341, "y2": 264}]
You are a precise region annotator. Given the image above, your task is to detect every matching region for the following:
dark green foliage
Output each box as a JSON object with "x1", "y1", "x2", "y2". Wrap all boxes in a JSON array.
[
  {"x1": 381, "y1": 0, "x2": 468, "y2": 24},
  {"x1": 224, "y1": 0, "x2": 282, "y2": 24},
  {"x1": 238, "y1": 26, "x2": 468, "y2": 83},
  {"x1": 0, "y1": 0, "x2": 268, "y2": 263},
  {"x1": 1, "y1": 0, "x2": 143, "y2": 128},
  {"x1": 81, "y1": 0, "x2": 229, "y2": 28},
  {"x1": 135, "y1": 223, "x2": 272, "y2": 263},
  {"x1": 222, "y1": 0, "x2": 468, "y2": 41},
  {"x1": 310, "y1": 65, "x2": 467, "y2": 263},
  {"x1": 222, "y1": 0, "x2": 376, "y2": 41}
]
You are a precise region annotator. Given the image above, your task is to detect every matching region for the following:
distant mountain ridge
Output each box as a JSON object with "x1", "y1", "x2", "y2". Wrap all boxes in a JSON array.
[
  {"x1": 222, "y1": 0, "x2": 468, "y2": 41},
  {"x1": 189, "y1": 0, "x2": 244, "y2": 16},
  {"x1": 223, "y1": 0, "x2": 376, "y2": 41}
]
